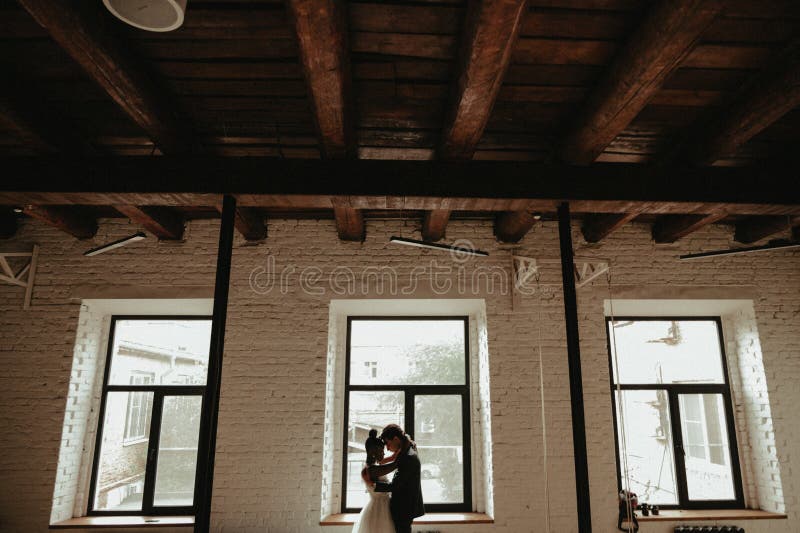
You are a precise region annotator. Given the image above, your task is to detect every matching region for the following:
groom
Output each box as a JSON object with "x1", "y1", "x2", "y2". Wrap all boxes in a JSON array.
[{"x1": 374, "y1": 423, "x2": 425, "y2": 533}]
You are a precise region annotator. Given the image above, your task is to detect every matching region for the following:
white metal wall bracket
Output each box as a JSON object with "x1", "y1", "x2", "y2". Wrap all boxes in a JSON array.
[
  {"x1": 574, "y1": 260, "x2": 609, "y2": 289},
  {"x1": 512, "y1": 255, "x2": 540, "y2": 291},
  {"x1": 0, "y1": 244, "x2": 39, "y2": 309}
]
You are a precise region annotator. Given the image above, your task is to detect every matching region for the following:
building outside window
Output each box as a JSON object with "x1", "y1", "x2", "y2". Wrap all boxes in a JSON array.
[
  {"x1": 123, "y1": 372, "x2": 154, "y2": 443},
  {"x1": 343, "y1": 317, "x2": 471, "y2": 512},
  {"x1": 607, "y1": 317, "x2": 744, "y2": 509},
  {"x1": 88, "y1": 317, "x2": 212, "y2": 515}
]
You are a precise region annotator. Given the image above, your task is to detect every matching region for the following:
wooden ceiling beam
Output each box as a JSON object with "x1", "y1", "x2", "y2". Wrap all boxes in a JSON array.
[
  {"x1": 653, "y1": 212, "x2": 728, "y2": 243},
  {"x1": 581, "y1": 212, "x2": 640, "y2": 243},
  {"x1": 218, "y1": 206, "x2": 267, "y2": 242},
  {"x1": 0, "y1": 88, "x2": 99, "y2": 155},
  {"x1": 333, "y1": 206, "x2": 364, "y2": 242},
  {"x1": 23, "y1": 205, "x2": 97, "y2": 239},
  {"x1": 1, "y1": 159, "x2": 799, "y2": 216},
  {"x1": 673, "y1": 40, "x2": 800, "y2": 166},
  {"x1": 17, "y1": 0, "x2": 192, "y2": 155},
  {"x1": 735, "y1": 215, "x2": 800, "y2": 244},
  {"x1": 114, "y1": 205, "x2": 185, "y2": 240},
  {"x1": 286, "y1": 0, "x2": 354, "y2": 159},
  {"x1": 494, "y1": 211, "x2": 539, "y2": 243},
  {"x1": 439, "y1": 0, "x2": 528, "y2": 160},
  {"x1": 559, "y1": 0, "x2": 727, "y2": 165},
  {"x1": 422, "y1": 209, "x2": 452, "y2": 242},
  {"x1": 0, "y1": 208, "x2": 17, "y2": 239}
]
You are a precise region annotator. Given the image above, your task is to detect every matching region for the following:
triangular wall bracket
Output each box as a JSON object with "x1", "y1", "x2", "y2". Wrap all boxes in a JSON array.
[
  {"x1": 0, "y1": 244, "x2": 39, "y2": 309},
  {"x1": 574, "y1": 259, "x2": 609, "y2": 289},
  {"x1": 512, "y1": 255, "x2": 540, "y2": 292}
]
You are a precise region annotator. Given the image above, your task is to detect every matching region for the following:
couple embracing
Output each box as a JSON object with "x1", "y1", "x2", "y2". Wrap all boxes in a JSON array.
[{"x1": 352, "y1": 424, "x2": 425, "y2": 533}]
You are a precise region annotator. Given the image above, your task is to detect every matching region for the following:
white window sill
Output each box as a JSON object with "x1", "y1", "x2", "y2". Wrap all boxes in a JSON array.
[
  {"x1": 50, "y1": 516, "x2": 194, "y2": 529},
  {"x1": 321, "y1": 513, "x2": 493, "y2": 526},
  {"x1": 637, "y1": 509, "x2": 787, "y2": 522}
]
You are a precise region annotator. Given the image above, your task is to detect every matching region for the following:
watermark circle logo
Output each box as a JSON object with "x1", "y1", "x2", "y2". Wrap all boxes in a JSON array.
[{"x1": 450, "y1": 238, "x2": 479, "y2": 264}]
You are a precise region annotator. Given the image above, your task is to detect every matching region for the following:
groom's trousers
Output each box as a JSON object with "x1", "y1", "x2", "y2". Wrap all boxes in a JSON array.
[{"x1": 393, "y1": 518, "x2": 412, "y2": 533}]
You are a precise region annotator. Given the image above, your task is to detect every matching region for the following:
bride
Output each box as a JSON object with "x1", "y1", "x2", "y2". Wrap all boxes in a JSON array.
[{"x1": 352, "y1": 429, "x2": 398, "y2": 533}]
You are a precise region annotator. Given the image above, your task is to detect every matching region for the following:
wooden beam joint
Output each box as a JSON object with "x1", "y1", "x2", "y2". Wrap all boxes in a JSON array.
[
  {"x1": 653, "y1": 212, "x2": 727, "y2": 243},
  {"x1": 422, "y1": 209, "x2": 451, "y2": 242},
  {"x1": 115, "y1": 205, "x2": 185, "y2": 240},
  {"x1": 24, "y1": 205, "x2": 97, "y2": 239},
  {"x1": 494, "y1": 210, "x2": 539, "y2": 243},
  {"x1": 333, "y1": 206, "x2": 364, "y2": 242}
]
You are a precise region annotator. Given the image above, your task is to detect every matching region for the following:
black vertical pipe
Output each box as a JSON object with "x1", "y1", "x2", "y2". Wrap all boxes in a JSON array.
[
  {"x1": 557, "y1": 202, "x2": 592, "y2": 533},
  {"x1": 195, "y1": 194, "x2": 236, "y2": 533}
]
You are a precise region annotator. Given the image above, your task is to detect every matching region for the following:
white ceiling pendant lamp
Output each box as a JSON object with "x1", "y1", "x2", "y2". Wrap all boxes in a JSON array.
[{"x1": 103, "y1": 0, "x2": 188, "y2": 32}]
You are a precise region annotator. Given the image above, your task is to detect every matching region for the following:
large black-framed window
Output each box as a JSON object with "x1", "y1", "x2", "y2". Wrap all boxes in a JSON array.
[
  {"x1": 88, "y1": 316, "x2": 212, "y2": 516},
  {"x1": 606, "y1": 317, "x2": 745, "y2": 510},
  {"x1": 343, "y1": 316, "x2": 472, "y2": 513}
]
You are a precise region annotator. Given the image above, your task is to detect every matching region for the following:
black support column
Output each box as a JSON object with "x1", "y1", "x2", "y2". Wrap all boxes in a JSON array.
[
  {"x1": 195, "y1": 194, "x2": 236, "y2": 533},
  {"x1": 557, "y1": 202, "x2": 592, "y2": 533}
]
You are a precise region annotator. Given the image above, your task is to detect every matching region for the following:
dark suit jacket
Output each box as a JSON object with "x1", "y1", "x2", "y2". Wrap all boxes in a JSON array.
[{"x1": 374, "y1": 445, "x2": 425, "y2": 522}]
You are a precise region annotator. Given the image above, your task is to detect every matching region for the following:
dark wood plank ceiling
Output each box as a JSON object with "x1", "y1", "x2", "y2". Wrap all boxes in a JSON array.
[{"x1": 0, "y1": 0, "x2": 798, "y2": 244}]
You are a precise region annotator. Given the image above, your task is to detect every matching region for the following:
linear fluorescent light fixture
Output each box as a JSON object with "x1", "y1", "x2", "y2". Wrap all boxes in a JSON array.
[
  {"x1": 389, "y1": 236, "x2": 489, "y2": 257},
  {"x1": 84, "y1": 232, "x2": 147, "y2": 256},
  {"x1": 679, "y1": 240, "x2": 800, "y2": 260}
]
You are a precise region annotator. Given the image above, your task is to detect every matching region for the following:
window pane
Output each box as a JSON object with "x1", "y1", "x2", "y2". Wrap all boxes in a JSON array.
[
  {"x1": 414, "y1": 395, "x2": 464, "y2": 504},
  {"x1": 349, "y1": 320, "x2": 466, "y2": 385},
  {"x1": 108, "y1": 319, "x2": 212, "y2": 386},
  {"x1": 615, "y1": 390, "x2": 678, "y2": 505},
  {"x1": 153, "y1": 396, "x2": 202, "y2": 507},
  {"x1": 94, "y1": 391, "x2": 153, "y2": 511},
  {"x1": 679, "y1": 394, "x2": 736, "y2": 500},
  {"x1": 609, "y1": 320, "x2": 725, "y2": 384},
  {"x1": 346, "y1": 391, "x2": 405, "y2": 509}
]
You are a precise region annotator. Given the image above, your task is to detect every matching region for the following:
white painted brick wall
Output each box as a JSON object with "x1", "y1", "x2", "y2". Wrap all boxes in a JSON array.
[{"x1": 0, "y1": 216, "x2": 797, "y2": 533}]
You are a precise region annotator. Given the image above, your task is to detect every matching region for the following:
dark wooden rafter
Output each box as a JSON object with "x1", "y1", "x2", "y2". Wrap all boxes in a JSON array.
[
  {"x1": 735, "y1": 215, "x2": 800, "y2": 244},
  {"x1": 2, "y1": 159, "x2": 800, "y2": 217},
  {"x1": 23, "y1": 205, "x2": 97, "y2": 239},
  {"x1": 214, "y1": 205, "x2": 266, "y2": 241},
  {"x1": 0, "y1": 64, "x2": 104, "y2": 156},
  {"x1": 286, "y1": 0, "x2": 355, "y2": 159},
  {"x1": 0, "y1": 94, "x2": 97, "y2": 155},
  {"x1": 333, "y1": 205, "x2": 365, "y2": 242},
  {"x1": 581, "y1": 206, "x2": 647, "y2": 243},
  {"x1": 559, "y1": 0, "x2": 728, "y2": 165},
  {"x1": 439, "y1": 0, "x2": 528, "y2": 160},
  {"x1": 673, "y1": 40, "x2": 800, "y2": 166},
  {"x1": 114, "y1": 205, "x2": 185, "y2": 240},
  {"x1": 653, "y1": 212, "x2": 728, "y2": 243},
  {"x1": 422, "y1": 209, "x2": 452, "y2": 242},
  {"x1": 0, "y1": 208, "x2": 17, "y2": 239},
  {"x1": 494, "y1": 210, "x2": 539, "y2": 243},
  {"x1": 17, "y1": 0, "x2": 192, "y2": 155}
]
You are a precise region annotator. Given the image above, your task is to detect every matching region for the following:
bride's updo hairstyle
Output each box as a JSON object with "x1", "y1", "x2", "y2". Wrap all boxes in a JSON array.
[{"x1": 365, "y1": 429, "x2": 384, "y2": 465}]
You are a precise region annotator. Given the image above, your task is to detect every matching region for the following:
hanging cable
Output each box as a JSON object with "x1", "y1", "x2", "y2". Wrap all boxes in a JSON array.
[
  {"x1": 536, "y1": 271, "x2": 552, "y2": 533},
  {"x1": 607, "y1": 268, "x2": 634, "y2": 533}
]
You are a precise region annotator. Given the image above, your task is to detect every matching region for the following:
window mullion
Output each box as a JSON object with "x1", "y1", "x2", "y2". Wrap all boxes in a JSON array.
[
  {"x1": 142, "y1": 392, "x2": 165, "y2": 514},
  {"x1": 460, "y1": 390, "x2": 472, "y2": 511},
  {"x1": 668, "y1": 390, "x2": 689, "y2": 507},
  {"x1": 406, "y1": 389, "x2": 414, "y2": 441}
]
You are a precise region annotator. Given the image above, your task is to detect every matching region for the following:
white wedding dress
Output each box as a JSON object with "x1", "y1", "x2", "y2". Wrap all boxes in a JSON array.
[{"x1": 351, "y1": 467, "x2": 394, "y2": 533}]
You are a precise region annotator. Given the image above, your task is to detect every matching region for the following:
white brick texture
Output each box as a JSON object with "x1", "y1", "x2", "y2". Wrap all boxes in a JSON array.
[{"x1": 0, "y1": 216, "x2": 797, "y2": 533}]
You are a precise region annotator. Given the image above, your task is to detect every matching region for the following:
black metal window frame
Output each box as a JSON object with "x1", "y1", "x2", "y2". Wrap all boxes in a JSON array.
[
  {"x1": 87, "y1": 315, "x2": 212, "y2": 516},
  {"x1": 606, "y1": 316, "x2": 745, "y2": 510},
  {"x1": 342, "y1": 316, "x2": 473, "y2": 513}
]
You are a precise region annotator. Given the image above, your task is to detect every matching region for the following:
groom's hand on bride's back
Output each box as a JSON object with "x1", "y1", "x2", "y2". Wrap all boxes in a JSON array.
[{"x1": 361, "y1": 467, "x2": 374, "y2": 486}]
